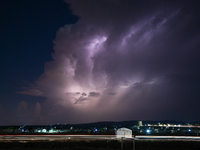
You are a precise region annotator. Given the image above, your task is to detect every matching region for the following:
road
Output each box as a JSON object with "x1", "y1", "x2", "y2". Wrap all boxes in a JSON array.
[
  {"x1": 136, "y1": 135, "x2": 200, "y2": 140},
  {"x1": 0, "y1": 134, "x2": 115, "y2": 141},
  {"x1": 0, "y1": 134, "x2": 200, "y2": 141}
]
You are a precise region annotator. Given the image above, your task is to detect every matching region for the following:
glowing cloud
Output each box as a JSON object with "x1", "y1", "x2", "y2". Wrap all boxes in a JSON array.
[{"x1": 16, "y1": 0, "x2": 200, "y2": 124}]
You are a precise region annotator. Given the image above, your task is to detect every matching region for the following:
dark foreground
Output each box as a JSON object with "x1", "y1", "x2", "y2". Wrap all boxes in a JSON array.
[{"x1": 0, "y1": 139, "x2": 200, "y2": 150}]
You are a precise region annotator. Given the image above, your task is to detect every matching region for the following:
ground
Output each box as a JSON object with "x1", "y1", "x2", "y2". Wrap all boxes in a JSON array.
[{"x1": 0, "y1": 139, "x2": 200, "y2": 150}]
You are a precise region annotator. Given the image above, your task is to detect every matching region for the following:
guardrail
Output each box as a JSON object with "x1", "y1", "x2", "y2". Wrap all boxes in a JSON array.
[{"x1": 121, "y1": 137, "x2": 135, "y2": 150}]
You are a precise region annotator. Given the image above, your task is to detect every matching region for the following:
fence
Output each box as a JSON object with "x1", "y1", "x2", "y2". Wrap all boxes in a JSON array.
[{"x1": 121, "y1": 137, "x2": 135, "y2": 150}]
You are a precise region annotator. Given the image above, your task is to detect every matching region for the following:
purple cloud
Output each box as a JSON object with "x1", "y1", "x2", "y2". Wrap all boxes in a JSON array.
[{"x1": 15, "y1": 0, "x2": 200, "y2": 124}]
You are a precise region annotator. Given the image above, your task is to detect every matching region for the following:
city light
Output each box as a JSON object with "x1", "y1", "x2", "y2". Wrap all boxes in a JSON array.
[{"x1": 146, "y1": 129, "x2": 151, "y2": 133}]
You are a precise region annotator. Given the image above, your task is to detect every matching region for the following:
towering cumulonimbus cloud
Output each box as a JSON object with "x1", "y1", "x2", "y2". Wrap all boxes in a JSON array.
[{"x1": 17, "y1": 0, "x2": 200, "y2": 124}]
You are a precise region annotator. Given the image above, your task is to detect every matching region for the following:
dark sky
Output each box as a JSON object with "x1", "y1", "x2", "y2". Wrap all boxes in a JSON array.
[{"x1": 1, "y1": 0, "x2": 200, "y2": 125}]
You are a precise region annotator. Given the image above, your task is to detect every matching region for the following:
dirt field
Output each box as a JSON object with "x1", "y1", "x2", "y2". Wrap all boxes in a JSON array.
[{"x1": 0, "y1": 139, "x2": 200, "y2": 150}]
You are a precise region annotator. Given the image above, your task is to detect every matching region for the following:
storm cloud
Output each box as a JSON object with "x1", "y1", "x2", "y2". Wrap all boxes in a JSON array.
[{"x1": 17, "y1": 0, "x2": 200, "y2": 124}]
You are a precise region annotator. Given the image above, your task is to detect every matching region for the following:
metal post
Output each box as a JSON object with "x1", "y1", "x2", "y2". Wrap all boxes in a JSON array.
[
  {"x1": 121, "y1": 137, "x2": 123, "y2": 150},
  {"x1": 133, "y1": 138, "x2": 135, "y2": 150}
]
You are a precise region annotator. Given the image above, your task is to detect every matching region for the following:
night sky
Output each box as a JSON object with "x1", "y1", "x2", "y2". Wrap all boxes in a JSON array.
[{"x1": 1, "y1": 0, "x2": 200, "y2": 125}]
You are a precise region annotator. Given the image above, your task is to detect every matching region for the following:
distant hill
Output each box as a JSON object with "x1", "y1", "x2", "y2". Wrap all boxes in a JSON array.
[
  {"x1": 1, "y1": 120, "x2": 199, "y2": 129},
  {"x1": 51, "y1": 120, "x2": 199, "y2": 129},
  {"x1": 66, "y1": 120, "x2": 139, "y2": 129}
]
